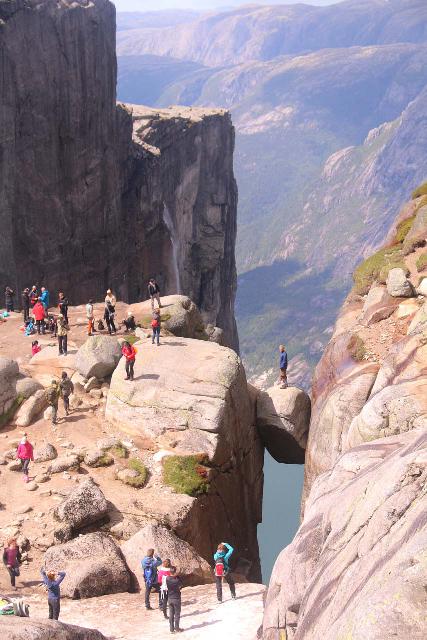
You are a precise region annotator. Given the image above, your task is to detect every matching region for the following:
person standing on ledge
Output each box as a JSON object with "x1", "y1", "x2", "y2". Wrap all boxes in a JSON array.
[
  {"x1": 40, "y1": 568, "x2": 66, "y2": 620},
  {"x1": 22, "y1": 288, "x2": 30, "y2": 322},
  {"x1": 58, "y1": 292, "x2": 69, "y2": 324},
  {"x1": 16, "y1": 434, "x2": 34, "y2": 483},
  {"x1": 141, "y1": 548, "x2": 162, "y2": 610},
  {"x1": 33, "y1": 299, "x2": 46, "y2": 334},
  {"x1": 105, "y1": 288, "x2": 116, "y2": 308},
  {"x1": 122, "y1": 340, "x2": 136, "y2": 381},
  {"x1": 86, "y1": 299, "x2": 95, "y2": 336},
  {"x1": 39, "y1": 286, "x2": 50, "y2": 311},
  {"x1": 5, "y1": 286, "x2": 14, "y2": 312},
  {"x1": 148, "y1": 278, "x2": 161, "y2": 310},
  {"x1": 57, "y1": 314, "x2": 69, "y2": 356},
  {"x1": 279, "y1": 344, "x2": 288, "y2": 389},
  {"x1": 214, "y1": 542, "x2": 236, "y2": 603},
  {"x1": 151, "y1": 308, "x2": 161, "y2": 346},
  {"x1": 166, "y1": 566, "x2": 184, "y2": 633}
]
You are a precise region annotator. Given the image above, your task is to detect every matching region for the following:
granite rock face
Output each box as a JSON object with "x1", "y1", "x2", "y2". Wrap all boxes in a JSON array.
[
  {"x1": 0, "y1": 617, "x2": 108, "y2": 640},
  {"x1": 0, "y1": 0, "x2": 238, "y2": 350}
]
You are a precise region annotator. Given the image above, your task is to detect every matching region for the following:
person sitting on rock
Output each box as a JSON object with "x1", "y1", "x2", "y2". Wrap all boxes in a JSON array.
[
  {"x1": 123, "y1": 311, "x2": 136, "y2": 333},
  {"x1": 148, "y1": 278, "x2": 161, "y2": 310},
  {"x1": 166, "y1": 566, "x2": 184, "y2": 633},
  {"x1": 31, "y1": 340, "x2": 41, "y2": 356},
  {"x1": 214, "y1": 542, "x2": 236, "y2": 603},
  {"x1": 59, "y1": 371, "x2": 74, "y2": 417},
  {"x1": 279, "y1": 344, "x2": 288, "y2": 389},
  {"x1": 151, "y1": 308, "x2": 161, "y2": 346},
  {"x1": 158, "y1": 558, "x2": 172, "y2": 619},
  {"x1": 141, "y1": 548, "x2": 162, "y2": 610},
  {"x1": 3, "y1": 538, "x2": 22, "y2": 591},
  {"x1": 16, "y1": 434, "x2": 34, "y2": 483},
  {"x1": 122, "y1": 341, "x2": 137, "y2": 381},
  {"x1": 41, "y1": 567, "x2": 66, "y2": 620},
  {"x1": 45, "y1": 380, "x2": 60, "y2": 425}
]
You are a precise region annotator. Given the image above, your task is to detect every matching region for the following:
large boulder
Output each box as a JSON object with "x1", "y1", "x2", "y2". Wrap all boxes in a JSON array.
[
  {"x1": 128, "y1": 294, "x2": 208, "y2": 340},
  {"x1": 402, "y1": 203, "x2": 427, "y2": 255},
  {"x1": 256, "y1": 386, "x2": 310, "y2": 463},
  {"x1": 44, "y1": 532, "x2": 130, "y2": 599},
  {"x1": 263, "y1": 430, "x2": 427, "y2": 640},
  {"x1": 0, "y1": 618, "x2": 108, "y2": 639},
  {"x1": 360, "y1": 285, "x2": 399, "y2": 326},
  {"x1": 34, "y1": 442, "x2": 58, "y2": 463},
  {"x1": 121, "y1": 524, "x2": 213, "y2": 590},
  {"x1": 418, "y1": 277, "x2": 427, "y2": 296},
  {"x1": 15, "y1": 375, "x2": 43, "y2": 399},
  {"x1": 15, "y1": 389, "x2": 48, "y2": 428},
  {"x1": 75, "y1": 336, "x2": 122, "y2": 379},
  {"x1": 54, "y1": 477, "x2": 108, "y2": 540},
  {"x1": 0, "y1": 356, "x2": 19, "y2": 419},
  {"x1": 386, "y1": 268, "x2": 415, "y2": 297}
]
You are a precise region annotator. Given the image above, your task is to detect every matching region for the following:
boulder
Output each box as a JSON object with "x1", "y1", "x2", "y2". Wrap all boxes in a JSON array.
[
  {"x1": 386, "y1": 268, "x2": 415, "y2": 297},
  {"x1": 34, "y1": 442, "x2": 58, "y2": 463},
  {"x1": 360, "y1": 285, "x2": 398, "y2": 326},
  {"x1": 71, "y1": 371, "x2": 86, "y2": 394},
  {"x1": 15, "y1": 376, "x2": 43, "y2": 399},
  {"x1": 0, "y1": 356, "x2": 19, "y2": 418},
  {"x1": 44, "y1": 532, "x2": 130, "y2": 599},
  {"x1": 76, "y1": 336, "x2": 121, "y2": 379},
  {"x1": 121, "y1": 524, "x2": 213, "y2": 590},
  {"x1": 84, "y1": 449, "x2": 114, "y2": 467},
  {"x1": 15, "y1": 389, "x2": 48, "y2": 428},
  {"x1": 418, "y1": 277, "x2": 427, "y2": 296},
  {"x1": 54, "y1": 478, "x2": 108, "y2": 538},
  {"x1": 402, "y1": 204, "x2": 427, "y2": 255},
  {"x1": 256, "y1": 386, "x2": 311, "y2": 463},
  {"x1": 0, "y1": 617, "x2": 108, "y2": 639},
  {"x1": 84, "y1": 376, "x2": 101, "y2": 393},
  {"x1": 408, "y1": 301, "x2": 427, "y2": 334},
  {"x1": 48, "y1": 454, "x2": 80, "y2": 474},
  {"x1": 129, "y1": 295, "x2": 208, "y2": 339}
]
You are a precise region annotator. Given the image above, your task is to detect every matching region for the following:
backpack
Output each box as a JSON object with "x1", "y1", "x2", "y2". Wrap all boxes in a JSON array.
[
  {"x1": 144, "y1": 561, "x2": 155, "y2": 588},
  {"x1": 97, "y1": 319, "x2": 105, "y2": 331},
  {"x1": 45, "y1": 386, "x2": 58, "y2": 405},
  {"x1": 160, "y1": 574, "x2": 168, "y2": 600},
  {"x1": 151, "y1": 318, "x2": 159, "y2": 328},
  {"x1": 214, "y1": 559, "x2": 226, "y2": 578}
]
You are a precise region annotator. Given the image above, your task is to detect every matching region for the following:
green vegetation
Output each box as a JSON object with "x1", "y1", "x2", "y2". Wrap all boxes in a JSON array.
[
  {"x1": 352, "y1": 246, "x2": 407, "y2": 295},
  {"x1": 0, "y1": 395, "x2": 24, "y2": 429},
  {"x1": 139, "y1": 313, "x2": 171, "y2": 327},
  {"x1": 393, "y1": 215, "x2": 415, "y2": 244},
  {"x1": 414, "y1": 194, "x2": 427, "y2": 213},
  {"x1": 416, "y1": 252, "x2": 427, "y2": 272},
  {"x1": 123, "y1": 458, "x2": 148, "y2": 488},
  {"x1": 96, "y1": 453, "x2": 114, "y2": 467},
  {"x1": 163, "y1": 454, "x2": 210, "y2": 497},
  {"x1": 111, "y1": 443, "x2": 128, "y2": 459},
  {"x1": 348, "y1": 334, "x2": 366, "y2": 362},
  {"x1": 412, "y1": 182, "x2": 427, "y2": 199},
  {"x1": 125, "y1": 335, "x2": 139, "y2": 346}
]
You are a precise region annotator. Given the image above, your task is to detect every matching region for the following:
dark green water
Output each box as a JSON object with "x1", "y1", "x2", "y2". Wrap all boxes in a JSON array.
[{"x1": 258, "y1": 454, "x2": 304, "y2": 583}]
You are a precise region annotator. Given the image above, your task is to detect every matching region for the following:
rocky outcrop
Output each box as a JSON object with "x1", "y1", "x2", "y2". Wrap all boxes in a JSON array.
[
  {"x1": 386, "y1": 267, "x2": 415, "y2": 297},
  {"x1": 76, "y1": 336, "x2": 122, "y2": 380},
  {"x1": 256, "y1": 386, "x2": 311, "y2": 464},
  {"x1": 106, "y1": 337, "x2": 263, "y2": 581},
  {"x1": 15, "y1": 389, "x2": 48, "y2": 428},
  {"x1": 44, "y1": 532, "x2": 130, "y2": 599},
  {"x1": 0, "y1": 356, "x2": 19, "y2": 420},
  {"x1": 53, "y1": 478, "x2": 108, "y2": 541},
  {"x1": 0, "y1": 0, "x2": 238, "y2": 350},
  {"x1": 0, "y1": 617, "x2": 108, "y2": 640}
]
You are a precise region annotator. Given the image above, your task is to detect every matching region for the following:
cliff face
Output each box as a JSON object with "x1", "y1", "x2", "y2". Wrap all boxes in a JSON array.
[
  {"x1": 263, "y1": 190, "x2": 427, "y2": 639},
  {"x1": 0, "y1": 0, "x2": 238, "y2": 350}
]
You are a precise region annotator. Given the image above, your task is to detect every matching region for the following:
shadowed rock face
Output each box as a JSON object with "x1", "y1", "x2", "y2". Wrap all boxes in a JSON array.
[{"x1": 0, "y1": 0, "x2": 238, "y2": 350}]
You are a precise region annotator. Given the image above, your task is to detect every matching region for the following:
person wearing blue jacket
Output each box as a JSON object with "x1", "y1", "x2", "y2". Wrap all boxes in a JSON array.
[
  {"x1": 40, "y1": 287, "x2": 50, "y2": 310},
  {"x1": 213, "y1": 542, "x2": 236, "y2": 602},
  {"x1": 279, "y1": 344, "x2": 288, "y2": 389},
  {"x1": 41, "y1": 568, "x2": 66, "y2": 620},
  {"x1": 141, "y1": 548, "x2": 162, "y2": 610}
]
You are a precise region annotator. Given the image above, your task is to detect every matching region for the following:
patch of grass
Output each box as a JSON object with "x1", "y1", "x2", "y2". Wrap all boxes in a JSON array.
[
  {"x1": 352, "y1": 246, "x2": 406, "y2": 295},
  {"x1": 348, "y1": 334, "x2": 366, "y2": 362},
  {"x1": 0, "y1": 395, "x2": 24, "y2": 429},
  {"x1": 139, "y1": 313, "x2": 171, "y2": 328},
  {"x1": 393, "y1": 215, "x2": 415, "y2": 244},
  {"x1": 125, "y1": 335, "x2": 139, "y2": 345},
  {"x1": 124, "y1": 457, "x2": 148, "y2": 488},
  {"x1": 163, "y1": 454, "x2": 210, "y2": 497},
  {"x1": 416, "y1": 253, "x2": 427, "y2": 272},
  {"x1": 412, "y1": 182, "x2": 427, "y2": 199},
  {"x1": 96, "y1": 453, "x2": 114, "y2": 467},
  {"x1": 111, "y1": 444, "x2": 128, "y2": 459}
]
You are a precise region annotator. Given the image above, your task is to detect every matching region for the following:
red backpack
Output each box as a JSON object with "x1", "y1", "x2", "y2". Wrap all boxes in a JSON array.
[{"x1": 214, "y1": 559, "x2": 225, "y2": 577}]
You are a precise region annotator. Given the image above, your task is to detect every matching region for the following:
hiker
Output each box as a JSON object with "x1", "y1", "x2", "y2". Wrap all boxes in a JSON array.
[
  {"x1": 16, "y1": 435, "x2": 34, "y2": 483},
  {"x1": 123, "y1": 311, "x2": 136, "y2": 332},
  {"x1": 122, "y1": 341, "x2": 136, "y2": 381},
  {"x1": 86, "y1": 299, "x2": 96, "y2": 336},
  {"x1": 214, "y1": 542, "x2": 236, "y2": 603},
  {"x1": 24, "y1": 319, "x2": 36, "y2": 337},
  {"x1": 166, "y1": 567, "x2": 183, "y2": 634},
  {"x1": 141, "y1": 548, "x2": 162, "y2": 610},
  {"x1": 29, "y1": 286, "x2": 38, "y2": 308},
  {"x1": 31, "y1": 340, "x2": 41, "y2": 356},
  {"x1": 105, "y1": 289, "x2": 116, "y2": 308},
  {"x1": 158, "y1": 558, "x2": 172, "y2": 619},
  {"x1": 5, "y1": 286, "x2": 14, "y2": 312},
  {"x1": 104, "y1": 302, "x2": 116, "y2": 335},
  {"x1": 59, "y1": 371, "x2": 74, "y2": 417},
  {"x1": 148, "y1": 279, "x2": 161, "y2": 310},
  {"x1": 57, "y1": 314, "x2": 68, "y2": 356},
  {"x1": 45, "y1": 380, "x2": 60, "y2": 425},
  {"x1": 40, "y1": 568, "x2": 66, "y2": 620},
  {"x1": 58, "y1": 292, "x2": 69, "y2": 324},
  {"x1": 279, "y1": 344, "x2": 288, "y2": 389},
  {"x1": 22, "y1": 288, "x2": 30, "y2": 322},
  {"x1": 3, "y1": 538, "x2": 22, "y2": 590},
  {"x1": 32, "y1": 299, "x2": 46, "y2": 334},
  {"x1": 151, "y1": 308, "x2": 161, "y2": 346},
  {"x1": 40, "y1": 286, "x2": 50, "y2": 311}
]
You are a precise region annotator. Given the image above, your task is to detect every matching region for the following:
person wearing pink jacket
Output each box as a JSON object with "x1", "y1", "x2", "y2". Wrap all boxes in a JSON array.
[
  {"x1": 157, "y1": 558, "x2": 172, "y2": 619},
  {"x1": 16, "y1": 435, "x2": 34, "y2": 483}
]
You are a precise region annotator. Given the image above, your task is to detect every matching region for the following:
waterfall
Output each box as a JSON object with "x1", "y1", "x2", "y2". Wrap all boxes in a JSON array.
[{"x1": 163, "y1": 204, "x2": 181, "y2": 294}]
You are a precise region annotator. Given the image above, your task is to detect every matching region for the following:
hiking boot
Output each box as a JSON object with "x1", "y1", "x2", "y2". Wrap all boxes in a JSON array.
[
  {"x1": 146, "y1": 606, "x2": 153, "y2": 611},
  {"x1": 176, "y1": 629, "x2": 184, "y2": 633},
  {"x1": 231, "y1": 594, "x2": 236, "y2": 599},
  {"x1": 124, "y1": 376, "x2": 129, "y2": 380}
]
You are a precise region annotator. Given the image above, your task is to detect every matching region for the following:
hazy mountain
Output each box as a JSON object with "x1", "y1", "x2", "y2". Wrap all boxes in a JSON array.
[
  {"x1": 116, "y1": 0, "x2": 427, "y2": 387},
  {"x1": 116, "y1": 10, "x2": 200, "y2": 30}
]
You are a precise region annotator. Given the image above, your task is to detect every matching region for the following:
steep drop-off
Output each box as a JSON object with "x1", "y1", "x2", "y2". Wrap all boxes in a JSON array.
[
  {"x1": 263, "y1": 189, "x2": 427, "y2": 639},
  {"x1": 0, "y1": 0, "x2": 238, "y2": 350}
]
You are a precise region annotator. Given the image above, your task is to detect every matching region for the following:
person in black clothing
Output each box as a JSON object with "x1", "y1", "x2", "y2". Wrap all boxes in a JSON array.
[
  {"x1": 21, "y1": 288, "x2": 30, "y2": 322},
  {"x1": 29, "y1": 285, "x2": 38, "y2": 308},
  {"x1": 58, "y1": 292, "x2": 69, "y2": 324},
  {"x1": 148, "y1": 279, "x2": 161, "y2": 310},
  {"x1": 166, "y1": 567, "x2": 183, "y2": 634},
  {"x1": 5, "y1": 287, "x2": 14, "y2": 312},
  {"x1": 104, "y1": 302, "x2": 116, "y2": 335}
]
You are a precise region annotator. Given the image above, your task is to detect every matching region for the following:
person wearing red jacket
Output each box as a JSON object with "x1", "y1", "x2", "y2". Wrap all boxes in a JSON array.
[
  {"x1": 16, "y1": 435, "x2": 34, "y2": 483},
  {"x1": 122, "y1": 341, "x2": 136, "y2": 381},
  {"x1": 32, "y1": 300, "x2": 46, "y2": 334}
]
